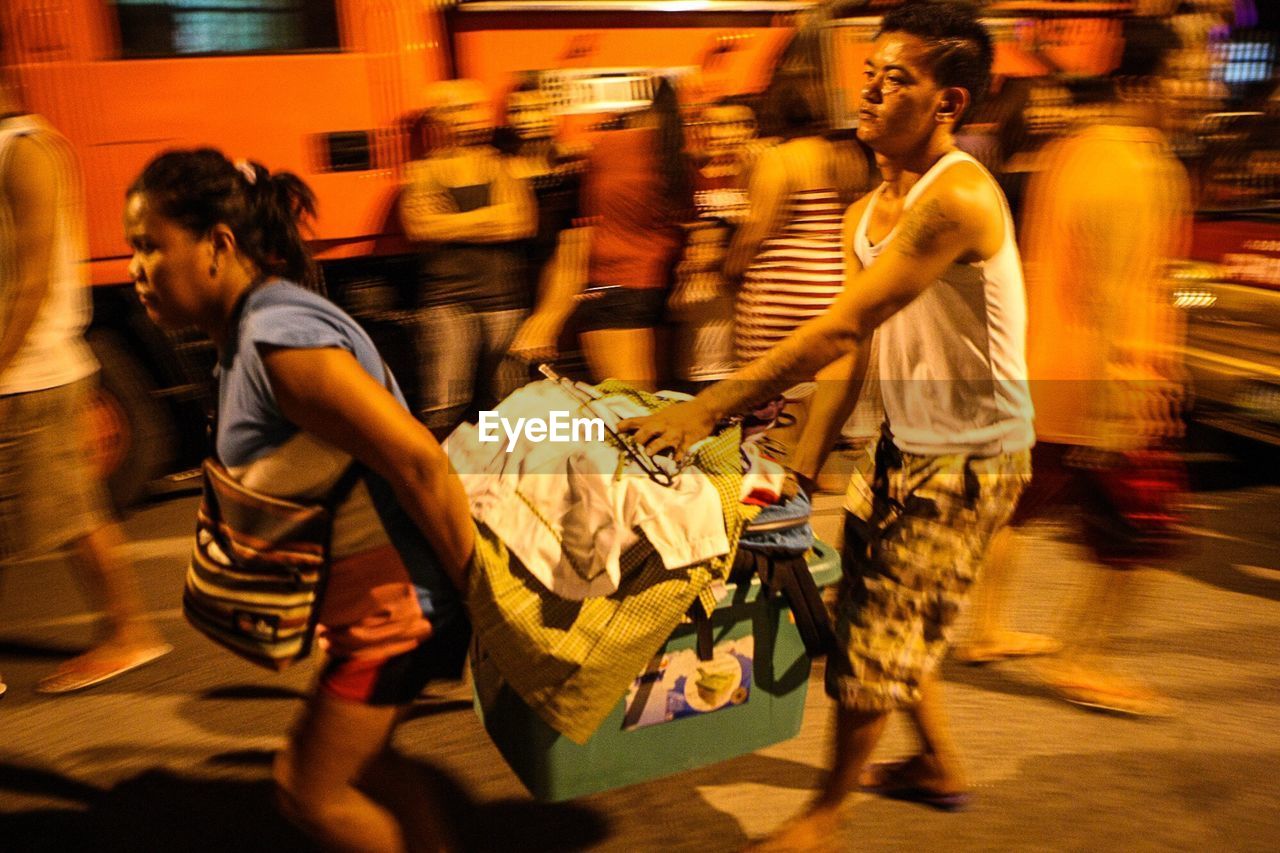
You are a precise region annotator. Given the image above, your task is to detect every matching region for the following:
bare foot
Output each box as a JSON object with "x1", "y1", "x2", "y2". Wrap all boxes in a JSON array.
[
  {"x1": 953, "y1": 631, "x2": 1062, "y2": 664},
  {"x1": 748, "y1": 805, "x2": 842, "y2": 852}
]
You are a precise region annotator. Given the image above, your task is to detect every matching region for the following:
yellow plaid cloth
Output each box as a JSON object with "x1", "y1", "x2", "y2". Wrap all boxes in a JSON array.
[{"x1": 466, "y1": 382, "x2": 756, "y2": 743}]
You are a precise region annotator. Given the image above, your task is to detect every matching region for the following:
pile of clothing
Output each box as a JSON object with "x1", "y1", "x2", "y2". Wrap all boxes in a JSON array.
[{"x1": 447, "y1": 379, "x2": 819, "y2": 743}]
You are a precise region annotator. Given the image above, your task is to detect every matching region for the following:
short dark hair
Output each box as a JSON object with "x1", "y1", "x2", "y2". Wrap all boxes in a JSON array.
[{"x1": 877, "y1": 1, "x2": 994, "y2": 129}]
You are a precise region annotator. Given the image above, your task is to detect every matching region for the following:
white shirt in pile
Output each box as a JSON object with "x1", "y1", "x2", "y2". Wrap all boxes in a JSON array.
[{"x1": 446, "y1": 381, "x2": 730, "y2": 600}]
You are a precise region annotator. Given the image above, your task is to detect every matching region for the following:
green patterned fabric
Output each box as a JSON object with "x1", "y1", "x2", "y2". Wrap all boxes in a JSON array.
[{"x1": 465, "y1": 383, "x2": 757, "y2": 743}]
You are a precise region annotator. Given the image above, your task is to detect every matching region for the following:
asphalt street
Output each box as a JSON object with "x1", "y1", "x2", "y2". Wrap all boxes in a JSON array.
[{"x1": 1, "y1": 449, "x2": 1278, "y2": 852}]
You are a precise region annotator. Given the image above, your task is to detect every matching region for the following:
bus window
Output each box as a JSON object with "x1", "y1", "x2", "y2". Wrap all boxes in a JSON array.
[{"x1": 112, "y1": 0, "x2": 340, "y2": 58}]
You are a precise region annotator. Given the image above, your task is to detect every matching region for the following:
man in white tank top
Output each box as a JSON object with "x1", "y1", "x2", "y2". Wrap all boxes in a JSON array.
[
  {"x1": 621, "y1": 4, "x2": 1031, "y2": 847},
  {"x1": 0, "y1": 66, "x2": 169, "y2": 695}
]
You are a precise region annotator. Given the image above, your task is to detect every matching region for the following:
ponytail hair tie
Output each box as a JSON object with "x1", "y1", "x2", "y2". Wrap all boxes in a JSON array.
[{"x1": 233, "y1": 158, "x2": 258, "y2": 186}]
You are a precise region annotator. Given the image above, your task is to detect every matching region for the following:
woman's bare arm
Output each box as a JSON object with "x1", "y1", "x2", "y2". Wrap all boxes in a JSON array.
[{"x1": 261, "y1": 346, "x2": 475, "y2": 589}]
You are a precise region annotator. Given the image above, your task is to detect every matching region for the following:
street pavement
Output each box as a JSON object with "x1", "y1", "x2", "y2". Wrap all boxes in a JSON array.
[{"x1": 1, "y1": 456, "x2": 1278, "y2": 852}]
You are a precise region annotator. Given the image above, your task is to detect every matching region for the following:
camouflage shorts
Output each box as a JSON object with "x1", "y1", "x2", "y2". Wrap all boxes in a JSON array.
[{"x1": 826, "y1": 439, "x2": 1031, "y2": 712}]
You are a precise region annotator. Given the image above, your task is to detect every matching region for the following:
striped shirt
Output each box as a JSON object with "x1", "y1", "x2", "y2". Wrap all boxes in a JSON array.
[{"x1": 736, "y1": 187, "x2": 847, "y2": 364}]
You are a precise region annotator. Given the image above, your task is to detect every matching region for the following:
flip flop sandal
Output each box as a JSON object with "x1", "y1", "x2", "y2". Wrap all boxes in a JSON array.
[
  {"x1": 36, "y1": 644, "x2": 173, "y2": 695},
  {"x1": 860, "y1": 760, "x2": 972, "y2": 812},
  {"x1": 883, "y1": 786, "x2": 972, "y2": 812},
  {"x1": 1049, "y1": 682, "x2": 1175, "y2": 718}
]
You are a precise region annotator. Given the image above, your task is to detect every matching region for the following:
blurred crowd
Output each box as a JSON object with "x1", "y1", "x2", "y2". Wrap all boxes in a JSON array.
[
  {"x1": 387, "y1": 0, "x2": 1277, "y2": 443},
  {"x1": 3, "y1": 0, "x2": 1279, "y2": 850}
]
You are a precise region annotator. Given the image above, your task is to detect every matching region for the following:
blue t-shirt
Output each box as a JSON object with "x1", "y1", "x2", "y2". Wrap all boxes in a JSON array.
[
  {"x1": 217, "y1": 280, "x2": 406, "y2": 465},
  {"x1": 216, "y1": 280, "x2": 464, "y2": 641}
]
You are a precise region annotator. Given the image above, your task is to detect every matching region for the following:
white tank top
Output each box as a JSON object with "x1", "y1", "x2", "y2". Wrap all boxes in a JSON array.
[
  {"x1": 0, "y1": 114, "x2": 97, "y2": 395},
  {"x1": 852, "y1": 150, "x2": 1033, "y2": 456}
]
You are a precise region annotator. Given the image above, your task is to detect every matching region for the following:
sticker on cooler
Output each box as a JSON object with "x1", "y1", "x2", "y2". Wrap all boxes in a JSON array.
[{"x1": 621, "y1": 637, "x2": 754, "y2": 731}]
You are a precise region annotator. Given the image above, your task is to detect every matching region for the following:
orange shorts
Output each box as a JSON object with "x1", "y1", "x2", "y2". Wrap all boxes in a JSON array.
[{"x1": 317, "y1": 545, "x2": 469, "y2": 705}]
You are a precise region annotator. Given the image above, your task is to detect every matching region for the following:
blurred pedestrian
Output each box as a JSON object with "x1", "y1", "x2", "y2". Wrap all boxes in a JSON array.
[
  {"x1": 0, "y1": 64, "x2": 170, "y2": 694},
  {"x1": 499, "y1": 77, "x2": 588, "y2": 369},
  {"x1": 401, "y1": 78, "x2": 536, "y2": 437},
  {"x1": 728, "y1": 24, "x2": 871, "y2": 456},
  {"x1": 668, "y1": 98, "x2": 758, "y2": 388},
  {"x1": 620, "y1": 5, "x2": 1032, "y2": 847},
  {"x1": 729, "y1": 30, "x2": 866, "y2": 366},
  {"x1": 958, "y1": 18, "x2": 1190, "y2": 715},
  {"x1": 126, "y1": 148, "x2": 475, "y2": 850},
  {"x1": 571, "y1": 76, "x2": 692, "y2": 390}
]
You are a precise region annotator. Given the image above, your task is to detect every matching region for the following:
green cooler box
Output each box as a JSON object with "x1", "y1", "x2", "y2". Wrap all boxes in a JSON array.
[{"x1": 472, "y1": 539, "x2": 842, "y2": 801}]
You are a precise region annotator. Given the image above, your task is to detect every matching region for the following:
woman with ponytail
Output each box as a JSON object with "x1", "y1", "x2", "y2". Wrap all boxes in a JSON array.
[{"x1": 126, "y1": 148, "x2": 473, "y2": 852}]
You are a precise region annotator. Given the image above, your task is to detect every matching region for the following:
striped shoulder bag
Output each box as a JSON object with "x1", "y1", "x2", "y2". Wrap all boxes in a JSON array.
[{"x1": 182, "y1": 455, "x2": 363, "y2": 670}]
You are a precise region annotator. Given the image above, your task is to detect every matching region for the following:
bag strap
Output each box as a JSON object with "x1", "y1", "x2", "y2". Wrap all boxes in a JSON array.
[{"x1": 323, "y1": 461, "x2": 366, "y2": 511}]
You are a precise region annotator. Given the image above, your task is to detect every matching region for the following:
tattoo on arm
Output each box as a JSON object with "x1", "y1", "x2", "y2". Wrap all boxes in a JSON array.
[
  {"x1": 897, "y1": 198, "x2": 960, "y2": 258},
  {"x1": 698, "y1": 320, "x2": 860, "y2": 420}
]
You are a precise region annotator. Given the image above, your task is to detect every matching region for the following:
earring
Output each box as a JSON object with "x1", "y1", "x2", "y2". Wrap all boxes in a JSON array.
[{"x1": 209, "y1": 263, "x2": 218, "y2": 277}]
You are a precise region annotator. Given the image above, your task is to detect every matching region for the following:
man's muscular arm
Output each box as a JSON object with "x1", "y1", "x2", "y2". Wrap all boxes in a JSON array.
[
  {"x1": 790, "y1": 203, "x2": 871, "y2": 486},
  {"x1": 620, "y1": 168, "x2": 1001, "y2": 457},
  {"x1": 898, "y1": 197, "x2": 963, "y2": 258}
]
